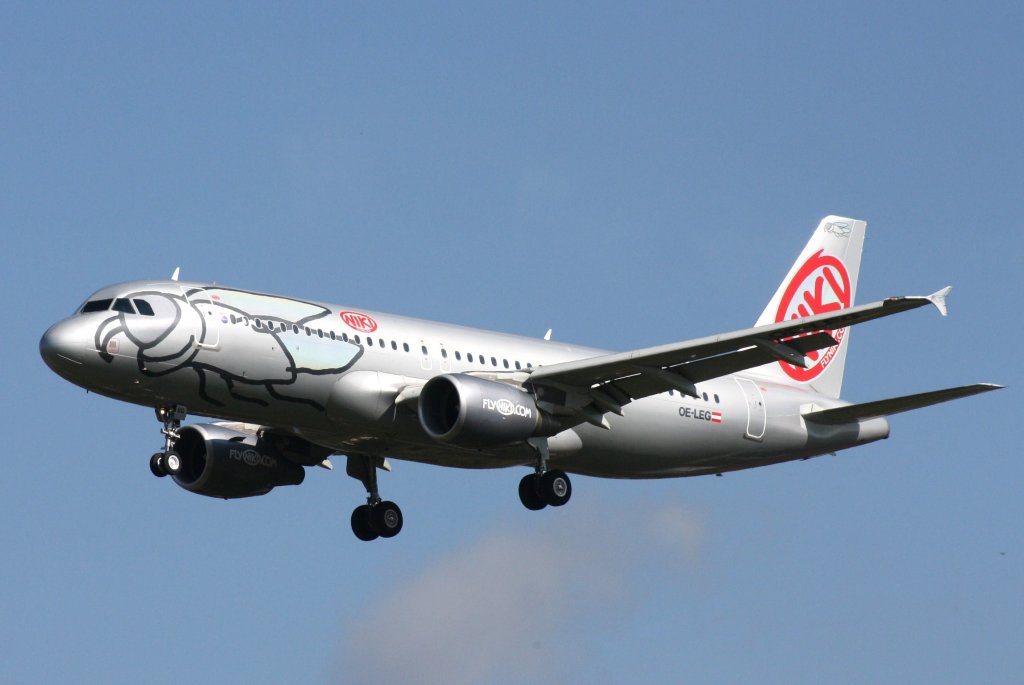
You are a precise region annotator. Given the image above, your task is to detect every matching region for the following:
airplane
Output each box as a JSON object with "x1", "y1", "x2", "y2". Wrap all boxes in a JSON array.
[{"x1": 39, "y1": 216, "x2": 1001, "y2": 540}]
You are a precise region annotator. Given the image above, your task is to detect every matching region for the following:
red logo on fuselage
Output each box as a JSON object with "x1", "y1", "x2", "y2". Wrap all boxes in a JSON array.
[
  {"x1": 775, "y1": 250, "x2": 851, "y2": 382},
  {"x1": 339, "y1": 311, "x2": 378, "y2": 333}
]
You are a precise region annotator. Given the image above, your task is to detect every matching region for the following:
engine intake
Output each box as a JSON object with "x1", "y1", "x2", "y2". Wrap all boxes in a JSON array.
[
  {"x1": 171, "y1": 424, "x2": 305, "y2": 499},
  {"x1": 418, "y1": 374, "x2": 558, "y2": 447}
]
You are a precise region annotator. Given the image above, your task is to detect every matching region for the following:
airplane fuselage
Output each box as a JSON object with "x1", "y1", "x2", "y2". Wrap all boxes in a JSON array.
[{"x1": 41, "y1": 279, "x2": 889, "y2": 479}]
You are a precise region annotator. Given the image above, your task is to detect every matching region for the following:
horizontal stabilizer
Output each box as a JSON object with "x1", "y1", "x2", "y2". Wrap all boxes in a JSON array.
[{"x1": 803, "y1": 383, "x2": 1003, "y2": 425}]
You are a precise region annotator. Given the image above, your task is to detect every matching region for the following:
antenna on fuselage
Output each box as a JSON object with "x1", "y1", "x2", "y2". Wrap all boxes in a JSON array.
[{"x1": 171, "y1": 267, "x2": 180, "y2": 282}]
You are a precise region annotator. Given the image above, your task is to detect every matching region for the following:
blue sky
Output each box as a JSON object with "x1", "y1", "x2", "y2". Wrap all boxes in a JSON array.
[{"x1": 2, "y1": 3, "x2": 1020, "y2": 683}]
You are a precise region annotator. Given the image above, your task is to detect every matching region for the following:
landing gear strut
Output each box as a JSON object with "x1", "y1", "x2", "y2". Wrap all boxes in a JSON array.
[
  {"x1": 519, "y1": 437, "x2": 572, "y2": 510},
  {"x1": 149, "y1": 404, "x2": 187, "y2": 478},
  {"x1": 346, "y1": 455, "x2": 403, "y2": 541}
]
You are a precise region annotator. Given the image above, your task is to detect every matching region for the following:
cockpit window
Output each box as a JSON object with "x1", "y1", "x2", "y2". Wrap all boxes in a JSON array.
[
  {"x1": 81, "y1": 299, "x2": 113, "y2": 313},
  {"x1": 112, "y1": 298, "x2": 136, "y2": 314},
  {"x1": 134, "y1": 299, "x2": 155, "y2": 316}
]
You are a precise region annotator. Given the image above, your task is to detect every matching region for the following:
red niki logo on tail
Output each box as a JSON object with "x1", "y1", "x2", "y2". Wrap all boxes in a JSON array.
[{"x1": 775, "y1": 249, "x2": 851, "y2": 382}]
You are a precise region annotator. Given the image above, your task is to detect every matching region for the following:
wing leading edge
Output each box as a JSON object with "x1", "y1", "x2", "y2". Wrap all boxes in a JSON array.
[{"x1": 524, "y1": 289, "x2": 952, "y2": 421}]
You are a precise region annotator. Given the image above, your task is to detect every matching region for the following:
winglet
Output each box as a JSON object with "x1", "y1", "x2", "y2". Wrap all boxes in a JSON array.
[
  {"x1": 544, "y1": 329, "x2": 553, "y2": 341},
  {"x1": 927, "y1": 286, "x2": 952, "y2": 317},
  {"x1": 171, "y1": 267, "x2": 181, "y2": 282}
]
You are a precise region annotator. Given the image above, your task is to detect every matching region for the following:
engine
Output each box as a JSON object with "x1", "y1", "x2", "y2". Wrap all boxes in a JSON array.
[
  {"x1": 170, "y1": 424, "x2": 305, "y2": 499},
  {"x1": 418, "y1": 374, "x2": 559, "y2": 448}
]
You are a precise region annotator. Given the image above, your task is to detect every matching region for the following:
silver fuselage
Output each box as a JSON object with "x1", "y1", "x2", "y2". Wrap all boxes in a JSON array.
[{"x1": 40, "y1": 279, "x2": 889, "y2": 478}]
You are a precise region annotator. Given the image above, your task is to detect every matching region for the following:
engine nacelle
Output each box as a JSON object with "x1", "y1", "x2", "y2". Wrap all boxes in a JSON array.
[
  {"x1": 171, "y1": 424, "x2": 305, "y2": 499},
  {"x1": 418, "y1": 374, "x2": 558, "y2": 448}
]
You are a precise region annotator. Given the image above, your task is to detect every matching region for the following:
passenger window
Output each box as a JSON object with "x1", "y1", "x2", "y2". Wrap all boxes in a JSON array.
[
  {"x1": 391, "y1": 341, "x2": 397, "y2": 350},
  {"x1": 403, "y1": 343, "x2": 410, "y2": 352},
  {"x1": 491, "y1": 357, "x2": 497, "y2": 367},
  {"x1": 441, "y1": 349, "x2": 448, "y2": 359},
  {"x1": 514, "y1": 361, "x2": 521, "y2": 369},
  {"x1": 455, "y1": 351, "x2": 462, "y2": 361},
  {"x1": 367, "y1": 337, "x2": 373, "y2": 346},
  {"x1": 81, "y1": 299, "x2": 113, "y2": 313},
  {"x1": 112, "y1": 298, "x2": 136, "y2": 314},
  {"x1": 467, "y1": 353, "x2": 474, "y2": 363},
  {"x1": 255, "y1": 319, "x2": 262, "y2": 329},
  {"x1": 702, "y1": 392, "x2": 708, "y2": 401},
  {"x1": 133, "y1": 299, "x2": 155, "y2": 316},
  {"x1": 342, "y1": 332, "x2": 349, "y2": 342},
  {"x1": 421, "y1": 345, "x2": 428, "y2": 356},
  {"x1": 318, "y1": 329, "x2": 324, "y2": 338},
  {"x1": 714, "y1": 394, "x2": 720, "y2": 403},
  {"x1": 330, "y1": 331, "x2": 336, "y2": 340},
  {"x1": 503, "y1": 359, "x2": 509, "y2": 369},
  {"x1": 354, "y1": 335, "x2": 361, "y2": 344}
]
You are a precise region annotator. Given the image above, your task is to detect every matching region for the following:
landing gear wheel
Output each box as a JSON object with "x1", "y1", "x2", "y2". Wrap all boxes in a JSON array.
[
  {"x1": 149, "y1": 452, "x2": 167, "y2": 478},
  {"x1": 163, "y1": 450, "x2": 183, "y2": 477},
  {"x1": 371, "y1": 501, "x2": 403, "y2": 538},
  {"x1": 540, "y1": 470, "x2": 572, "y2": 507},
  {"x1": 519, "y1": 473, "x2": 547, "y2": 511},
  {"x1": 351, "y1": 504, "x2": 379, "y2": 542}
]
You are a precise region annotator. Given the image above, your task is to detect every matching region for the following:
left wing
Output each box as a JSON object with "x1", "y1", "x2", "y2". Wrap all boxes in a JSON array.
[{"x1": 524, "y1": 289, "x2": 951, "y2": 424}]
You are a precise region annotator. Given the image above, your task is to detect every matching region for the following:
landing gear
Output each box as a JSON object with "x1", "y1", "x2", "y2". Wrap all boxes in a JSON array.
[
  {"x1": 149, "y1": 404, "x2": 187, "y2": 478},
  {"x1": 351, "y1": 504, "x2": 378, "y2": 541},
  {"x1": 518, "y1": 470, "x2": 572, "y2": 509},
  {"x1": 346, "y1": 455, "x2": 403, "y2": 541},
  {"x1": 518, "y1": 473, "x2": 546, "y2": 510},
  {"x1": 163, "y1": 451, "x2": 183, "y2": 476},
  {"x1": 519, "y1": 438, "x2": 572, "y2": 510},
  {"x1": 149, "y1": 452, "x2": 167, "y2": 477}
]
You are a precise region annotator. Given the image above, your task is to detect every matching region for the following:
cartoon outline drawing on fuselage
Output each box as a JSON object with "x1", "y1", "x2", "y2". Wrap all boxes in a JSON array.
[{"x1": 92, "y1": 285, "x2": 363, "y2": 411}]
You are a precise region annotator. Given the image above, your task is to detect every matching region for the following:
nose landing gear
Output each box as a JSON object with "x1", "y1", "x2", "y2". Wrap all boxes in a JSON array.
[{"x1": 149, "y1": 404, "x2": 187, "y2": 478}]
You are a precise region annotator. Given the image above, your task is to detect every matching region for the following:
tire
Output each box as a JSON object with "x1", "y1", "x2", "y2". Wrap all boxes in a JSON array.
[
  {"x1": 351, "y1": 505, "x2": 379, "y2": 541},
  {"x1": 371, "y1": 501, "x2": 403, "y2": 538},
  {"x1": 163, "y1": 450, "x2": 183, "y2": 476},
  {"x1": 518, "y1": 474, "x2": 547, "y2": 511},
  {"x1": 540, "y1": 470, "x2": 572, "y2": 507},
  {"x1": 149, "y1": 452, "x2": 167, "y2": 478}
]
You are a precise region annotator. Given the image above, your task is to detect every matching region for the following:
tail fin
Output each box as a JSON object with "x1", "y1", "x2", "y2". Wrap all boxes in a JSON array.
[{"x1": 752, "y1": 216, "x2": 867, "y2": 398}]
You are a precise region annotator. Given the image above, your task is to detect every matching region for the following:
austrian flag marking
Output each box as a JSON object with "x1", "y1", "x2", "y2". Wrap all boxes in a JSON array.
[{"x1": 711, "y1": 411, "x2": 722, "y2": 423}]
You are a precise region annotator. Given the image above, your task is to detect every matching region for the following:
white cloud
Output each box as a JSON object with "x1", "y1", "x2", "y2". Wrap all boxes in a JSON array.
[{"x1": 338, "y1": 501, "x2": 704, "y2": 685}]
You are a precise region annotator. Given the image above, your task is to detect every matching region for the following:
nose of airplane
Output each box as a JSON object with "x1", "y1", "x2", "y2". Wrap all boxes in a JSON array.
[{"x1": 39, "y1": 318, "x2": 91, "y2": 376}]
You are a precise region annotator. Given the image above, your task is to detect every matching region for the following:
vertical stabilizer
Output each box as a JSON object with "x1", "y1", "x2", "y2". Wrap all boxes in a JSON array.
[{"x1": 752, "y1": 216, "x2": 866, "y2": 398}]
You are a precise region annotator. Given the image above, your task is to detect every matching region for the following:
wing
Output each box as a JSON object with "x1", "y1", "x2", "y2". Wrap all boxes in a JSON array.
[{"x1": 524, "y1": 288, "x2": 952, "y2": 426}]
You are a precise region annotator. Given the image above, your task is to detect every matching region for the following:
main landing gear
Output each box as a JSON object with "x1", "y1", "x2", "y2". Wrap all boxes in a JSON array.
[
  {"x1": 149, "y1": 404, "x2": 187, "y2": 478},
  {"x1": 346, "y1": 455, "x2": 403, "y2": 541},
  {"x1": 519, "y1": 437, "x2": 572, "y2": 511}
]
